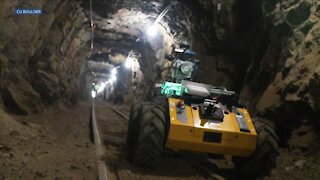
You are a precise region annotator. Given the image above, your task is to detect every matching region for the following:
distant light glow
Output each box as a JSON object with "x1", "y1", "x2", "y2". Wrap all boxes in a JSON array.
[
  {"x1": 96, "y1": 82, "x2": 106, "y2": 93},
  {"x1": 111, "y1": 68, "x2": 117, "y2": 75},
  {"x1": 91, "y1": 90, "x2": 96, "y2": 98},
  {"x1": 217, "y1": 3, "x2": 222, "y2": 11},
  {"x1": 125, "y1": 57, "x2": 134, "y2": 69},
  {"x1": 175, "y1": 48, "x2": 184, "y2": 53},
  {"x1": 110, "y1": 74, "x2": 117, "y2": 82},
  {"x1": 101, "y1": 82, "x2": 106, "y2": 89},
  {"x1": 147, "y1": 25, "x2": 158, "y2": 37}
]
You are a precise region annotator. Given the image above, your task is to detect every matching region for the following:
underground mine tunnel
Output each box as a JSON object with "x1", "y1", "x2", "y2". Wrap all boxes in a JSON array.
[{"x1": 0, "y1": 0, "x2": 320, "y2": 179}]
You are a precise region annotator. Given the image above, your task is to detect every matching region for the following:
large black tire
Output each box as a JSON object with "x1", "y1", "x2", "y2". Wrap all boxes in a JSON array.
[
  {"x1": 129, "y1": 102, "x2": 167, "y2": 167},
  {"x1": 126, "y1": 102, "x2": 142, "y2": 148},
  {"x1": 152, "y1": 95, "x2": 168, "y2": 108},
  {"x1": 233, "y1": 118, "x2": 279, "y2": 179}
]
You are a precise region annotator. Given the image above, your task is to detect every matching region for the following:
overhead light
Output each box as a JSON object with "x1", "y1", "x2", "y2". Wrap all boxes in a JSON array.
[
  {"x1": 147, "y1": 25, "x2": 158, "y2": 37},
  {"x1": 110, "y1": 74, "x2": 117, "y2": 82},
  {"x1": 175, "y1": 48, "x2": 184, "y2": 53},
  {"x1": 111, "y1": 68, "x2": 117, "y2": 75},
  {"x1": 101, "y1": 82, "x2": 106, "y2": 89},
  {"x1": 125, "y1": 57, "x2": 133, "y2": 69},
  {"x1": 91, "y1": 90, "x2": 96, "y2": 98},
  {"x1": 217, "y1": 2, "x2": 222, "y2": 11}
]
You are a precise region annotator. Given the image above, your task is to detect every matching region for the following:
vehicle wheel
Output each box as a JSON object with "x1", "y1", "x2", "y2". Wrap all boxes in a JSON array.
[
  {"x1": 126, "y1": 102, "x2": 142, "y2": 148},
  {"x1": 129, "y1": 102, "x2": 167, "y2": 167},
  {"x1": 152, "y1": 95, "x2": 168, "y2": 108},
  {"x1": 233, "y1": 117, "x2": 279, "y2": 179}
]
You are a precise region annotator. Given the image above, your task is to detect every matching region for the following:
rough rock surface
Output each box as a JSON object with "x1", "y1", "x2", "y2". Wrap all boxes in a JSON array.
[
  {"x1": 0, "y1": 0, "x2": 90, "y2": 114},
  {"x1": 0, "y1": 108, "x2": 32, "y2": 137},
  {"x1": 265, "y1": 120, "x2": 320, "y2": 180},
  {"x1": 237, "y1": 0, "x2": 320, "y2": 140}
]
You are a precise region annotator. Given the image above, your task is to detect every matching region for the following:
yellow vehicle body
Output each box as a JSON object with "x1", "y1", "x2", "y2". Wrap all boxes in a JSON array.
[{"x1": 165, "y1": 98, "x2": 257, "y2": 157}]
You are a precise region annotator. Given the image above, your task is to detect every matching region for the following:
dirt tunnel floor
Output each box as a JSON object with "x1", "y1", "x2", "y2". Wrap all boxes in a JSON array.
[
  {"x1": 0, "y1": 101, "x2": 97, "y2": 179},
  {"x1": 1, "y1": 99, "x2": 319, "y2": 180}
]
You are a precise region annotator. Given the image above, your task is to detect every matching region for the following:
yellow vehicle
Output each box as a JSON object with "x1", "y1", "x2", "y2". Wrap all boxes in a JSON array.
[{"x1": 126, "y1": 48, "x2": 279, "y2": 179}]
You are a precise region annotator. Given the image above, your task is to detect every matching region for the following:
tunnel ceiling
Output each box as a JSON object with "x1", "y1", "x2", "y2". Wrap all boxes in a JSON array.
[
  {"x1": 82, "y1": 0, "x2": 236, "y2": 79},
  {"x1": 84, "y1": 0, "x2": 171, "y2": 75}
]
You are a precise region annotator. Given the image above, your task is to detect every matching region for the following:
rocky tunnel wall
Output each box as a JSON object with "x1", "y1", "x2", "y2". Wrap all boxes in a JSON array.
[
  {"x1": 0, "y1": 0, "x2": 319, "y2": 146},
  {"x1": 0, "y1": 0, "x2": 90, "y2": 114},
  {"x1": 238, "y1": 0, "x2": 320, "y2": 143}
]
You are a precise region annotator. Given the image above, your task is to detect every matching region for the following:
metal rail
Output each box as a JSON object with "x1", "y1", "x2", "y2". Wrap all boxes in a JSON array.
[
  {"x1": 91, "y1": 101, "x2": 109, "y2": 180},
  {"x1": 104, "y1": 103, "x2": 129, "y2": 120}
]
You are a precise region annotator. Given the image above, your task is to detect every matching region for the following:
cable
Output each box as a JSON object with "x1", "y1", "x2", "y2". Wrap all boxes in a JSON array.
[
  {"x1": 88, "y1": 0, "x2": 94, "y2": 59},
  {"x1": 154, "y1": 4, "x2": 172, "y2": 24},
  {"x1": 86, "y1": 0, "x2": 95, "y2": 80}
]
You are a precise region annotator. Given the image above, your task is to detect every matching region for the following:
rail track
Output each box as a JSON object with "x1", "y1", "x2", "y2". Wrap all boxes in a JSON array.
[{"x1": 90, "y1": 101, "x2": 109, "y2": 180}]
